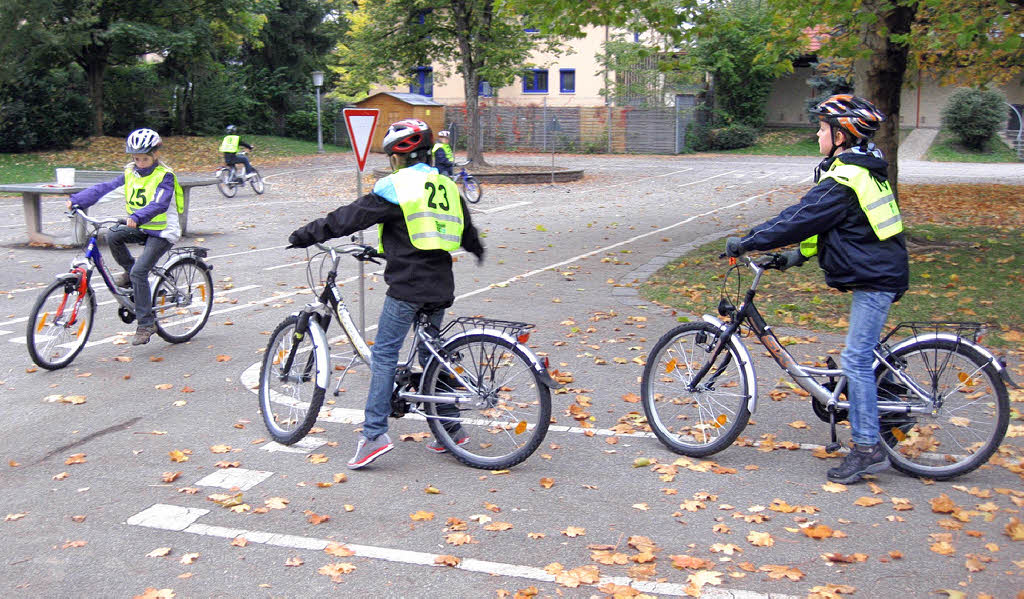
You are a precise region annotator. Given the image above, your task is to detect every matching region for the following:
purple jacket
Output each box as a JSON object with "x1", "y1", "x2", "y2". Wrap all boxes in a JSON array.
[{"x1": 69, "y1": 163, "x2": 176, "y2": 236}]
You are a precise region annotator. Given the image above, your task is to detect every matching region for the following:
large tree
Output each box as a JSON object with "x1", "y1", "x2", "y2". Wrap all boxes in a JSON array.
[
  {"x1": 0, "y1": 0, "x2": 267, "y2": 136},
  {"x1": 340, "y1": 0, "x2": 562, "y2": 164}
]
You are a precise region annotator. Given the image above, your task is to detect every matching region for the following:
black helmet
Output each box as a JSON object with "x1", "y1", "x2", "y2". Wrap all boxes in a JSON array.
[{"x1": 810, "y1": 94, "x2": 886, "y2": 141}]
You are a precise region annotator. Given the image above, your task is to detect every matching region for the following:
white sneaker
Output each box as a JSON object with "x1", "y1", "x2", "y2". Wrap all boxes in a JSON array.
[{"x1": 244, "y1": 172, "x2": 257, "y2": 180}]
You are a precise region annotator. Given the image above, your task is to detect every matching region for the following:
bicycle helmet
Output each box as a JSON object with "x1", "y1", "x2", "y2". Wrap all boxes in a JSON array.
[
  {"x1": 382, "y1": 119, "x2": 432, "y2": 156},
  {"x1": 225, "y1": 124, "x2": 237, "y2": 134},
  {"x1": 810, "y1": 94, "x2": 886, "y2": 142},
  {"x1": 125, "y1": 128, "x2": 162, "y2": 154},
  {"x1": 438, "y1": 130, "x2": 451, "y2": 138}
]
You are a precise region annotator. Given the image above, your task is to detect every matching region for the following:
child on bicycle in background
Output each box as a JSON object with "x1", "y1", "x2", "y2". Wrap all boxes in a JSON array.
[
  {"x1": 67, "y1": 128, "x2": 185, "y2": 346},
  {"x1": 220, "y1": 125, "x2": 256, "y2": 180},
  {"x1": 724, "y1": 95, "x2": 909, "y2": 484},
  {"x1": 432, "y1": 130, "x2": 454, "y2": 177},
  {"x1": 288, "y1": 118, "x2": 485, "y2": 470}
]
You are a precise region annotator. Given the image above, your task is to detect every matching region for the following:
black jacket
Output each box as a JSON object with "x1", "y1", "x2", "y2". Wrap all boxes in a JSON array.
[
  {"x1": 739, "y1": 150, "x2": 909, "y2": 296},
  {"x1": 289, "y1": 189, "x2": 484, "y2": 306},
  {"x1": 433, "y1": 146, "x2": 454, "y2": 177}
]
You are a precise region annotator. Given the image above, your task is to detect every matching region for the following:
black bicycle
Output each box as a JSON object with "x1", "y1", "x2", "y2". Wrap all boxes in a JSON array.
[
  {"x1": 258, "y1": 242, "x2": 558, "y2": 469},
  {"x1": 641, "y1": 252, "x2": 1016, "y2": 480}
]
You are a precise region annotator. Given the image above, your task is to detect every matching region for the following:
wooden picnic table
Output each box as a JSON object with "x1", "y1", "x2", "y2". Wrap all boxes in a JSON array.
[{"x1": 0, "y1": 170, "x2": 218, "y2": 246}]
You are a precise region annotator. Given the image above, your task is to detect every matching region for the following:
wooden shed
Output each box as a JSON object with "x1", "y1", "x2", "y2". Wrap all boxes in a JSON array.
[{"x1": 355, "y1": 92, "x2": 446, "y2": 153}]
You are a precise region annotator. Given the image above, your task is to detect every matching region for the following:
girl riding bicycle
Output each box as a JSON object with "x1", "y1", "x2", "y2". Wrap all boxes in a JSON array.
[
  {"x1": 67, "y1": 128, "x2": 185, "y2": 346},
  {"x1": 288, "y1": 118, "x2": 485, "y2": 470},
  {"x1": 725, "y1": 95, "x2": 909, "y2": 484}
]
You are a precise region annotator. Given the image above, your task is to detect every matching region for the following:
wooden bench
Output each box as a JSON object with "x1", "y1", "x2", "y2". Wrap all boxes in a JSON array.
[{"x1": 0, "y1": 170, "x2": 218, "y2": 246}]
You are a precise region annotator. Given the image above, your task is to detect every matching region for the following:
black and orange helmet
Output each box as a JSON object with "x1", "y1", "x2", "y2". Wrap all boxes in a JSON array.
[{"x1": 811, "y1": 94, "x2": 886, "y2": 141}]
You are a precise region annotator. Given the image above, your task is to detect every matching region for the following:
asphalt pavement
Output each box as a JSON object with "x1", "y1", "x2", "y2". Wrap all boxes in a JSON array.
[{"x1": 1, "y1": 152, "x2": 1022, "y2": 598}]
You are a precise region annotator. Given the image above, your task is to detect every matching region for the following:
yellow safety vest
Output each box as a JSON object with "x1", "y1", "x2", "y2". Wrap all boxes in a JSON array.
[
  {"x1": 800, "y1": 161, "x2": 903, "y2": 258},
  {"x1": 432, "y1": 143, "x2": 453, "y2": 163},
  {"x1": 124, "y1": 164, "x2": 185, "y2": 231},
  {"x1": 219, "y1": 135, "x2": 240, "y2": 153},
  {"x1": 378, "y1": 168, "x2": 464, "y2": 252}
]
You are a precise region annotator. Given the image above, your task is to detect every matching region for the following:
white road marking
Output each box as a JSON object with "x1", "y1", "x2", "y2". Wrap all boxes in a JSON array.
[
  {"x1": 125, "y1": 503, "x2": 792, "y2": 598},
  {"x1": 260, "y1": 436, "x2": 327, "y2": 453},
  {"x1": 475, "y1": 201, "x2": 532, "y2": 214},
  {"x1": 207, "y1": 245, "x2": 289, "y2": 261},
  {"x1": 675, "y1": 170, "x2": 739, "y2": 187},
  {"x1": 193, "y1": 468, "x2": 274, "y2": 491}
]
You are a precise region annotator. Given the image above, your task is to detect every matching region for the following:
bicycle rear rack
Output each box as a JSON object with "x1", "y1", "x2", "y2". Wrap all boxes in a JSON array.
[
  {"x1": 880, "y1": 321, "x2": 983, "y2": 345},
  {"x1": 167, "y1": 246, "x2": 209, "y2": 259},
  {"x1": 441, "y1": 316, "x2": 534, "y2": 341}
]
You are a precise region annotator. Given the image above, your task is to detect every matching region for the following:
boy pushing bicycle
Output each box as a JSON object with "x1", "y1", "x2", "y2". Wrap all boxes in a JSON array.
[
  {"x1": 288, "y1": 118, "x2": 485, "y2": 469},
  {"x1": 725, "y1": 95, "x2": 909, "y2": 484}
]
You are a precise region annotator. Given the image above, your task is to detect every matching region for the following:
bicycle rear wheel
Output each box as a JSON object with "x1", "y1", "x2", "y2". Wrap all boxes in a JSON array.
[
  {"x1": 27, "y1": 278, "x2": 96, "y2": 370},
  {"x1": 876, "y1": 338, "x2": 1009, "y2": 480},
  {"x1": 259, "y1": 315, "x2": 326, "y2": 445},
  {"x1": 422, "y1": 334, "x2": 550, "y2": 469},
  {"x1": 153, "y1": 258, "x2": 213, "y2": 343},
  {"x1": 216, "y1": 169, "x2": 236, "y2": 198},
  {"x1": 642, "y1": 322, "x2": 751, "y2": 457},
  {"x1": 250, "y1": 170, "x2": 265, "y2": 194},
  {"x1": 460, "y1": 175, "x2": 482, "y2": 204}
]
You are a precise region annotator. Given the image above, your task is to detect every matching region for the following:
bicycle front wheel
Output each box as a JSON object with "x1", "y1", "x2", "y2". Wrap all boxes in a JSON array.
[
  {"x1": 422, "y1": 334, "x2": 551, "y2": 469},
  {"x1": 259, "y1": 315, "x2": 326, "y2": 445},
  {"x1": 216, "y1": 169, "x2": 236, "y2": 198},
  {"x1": 876, "y1": 338, "x2": 1009, "y2": 480},
  {"x1": 642, "y1": 322, "x2": 752, "y2": 457},
  {"x1": 153, "y1": 258, "x2": 213, "y2": 343},
  {"x1": 27, "y1": 278, "x2": 96, "y2": 370},
  {"x1": 460, "y1": 175, "x2": 482, "y2": 204},
  {"x1": 250, "y1": 170, "x2": 265, "y2": 195}
]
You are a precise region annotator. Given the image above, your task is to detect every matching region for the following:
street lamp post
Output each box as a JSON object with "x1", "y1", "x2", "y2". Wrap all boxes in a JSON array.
[{"x1": 312, "y1": 71, "x2": 324, "y2": 154}]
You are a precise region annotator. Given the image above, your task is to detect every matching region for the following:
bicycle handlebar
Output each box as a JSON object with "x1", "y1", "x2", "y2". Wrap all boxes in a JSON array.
[
  {"x1": 313, "y1": 242, "x2": 382, "y2": 264},
  {"x1": 67, "y1": 208, "x2": 126, "y2": 228},
  {"x1": 719, "y1": 251, "x2": 787, "y2": 271}
]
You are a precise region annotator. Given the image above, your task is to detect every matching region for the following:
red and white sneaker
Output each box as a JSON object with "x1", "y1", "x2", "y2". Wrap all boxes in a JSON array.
[
  {"x1": 347, "y1": 433, "x2": 394, "y2": 469},
  {"x1": 426, "y1": 431, "x2": 470, "y2": 454}
]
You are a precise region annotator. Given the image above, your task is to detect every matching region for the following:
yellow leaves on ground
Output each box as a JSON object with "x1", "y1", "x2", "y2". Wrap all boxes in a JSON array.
[
  {"x1": 410, "y1": 511, "x2": 435, "y2": 521},
  {"x1": 209, "y1": 444, "x2": 231, "y2": 454},
  {"x1": 746, "y1": 531, "x2": 774, "y2": 547},
  {"x1": 546, "y1": 563, "x2": 600, "y2": 588},
  {"x1": 5, "y1": 513, "x2": 27, "y2": 521},
  {"x1": 215, "y1": 355, "x2": 232, "y2": 362},
  {"x1": 562, "y1": 526, "x2": 586, "y2": 537},
  {"x1": 146, "y1": 547, "x2": 172, "y2": 558},
  {"x1": 801, "y1": 525, "x2": 835, "y2": 540},
  {"x1": 854, "y1": 496, "x2": 884, "y2": 507},
  {"x1": 709, "y1": 543, "x2": 742, "y2": 555},
  {"x1": 161, "y1": 472, "x2": 182, "y2": 483},
  {"x1": 325, "y1": 543, "x2": 355, "y2": 557},
  {"x1": 168, "y1": 450, "x2": 190, "y2": 463},
  {"x1": 134, "y1": 588, "x2": 175, "y2": 599},
  {"x1": 284, "y1": 556, "x2": 303, "y2": 567},
  {"x1": 265, "y1": 497, "x2": 289, "y2": 510},
  {"x1": 305, "y1": 510, "x2": 329, "y2": 525},
  {"x1": 539, "y1": 477, "x2": 555, "y2": 489},
  {"x1": 230, "y1": 537, "x2": 248, "y2": 547},
  {"x1": 821, "y1": 482, "x2": 847, "y2": 493},
  {"x1": 669, "y1": 555, "x2": 714, "y2": 570},
  {"x1": 685, "y1": 570, "x2": 723, "y2": 596},
  {"x1": 435, "y1": 554, "x2": 461, "y2": 567},
  {"x1": 931, "y1": 494, "x2": 959, "y2": 514},
  {"x1": 445, "y1": 532, "x2": 475, "y2": 546},
  {"x1": 1005, "y1": 517, "x2": 1024, "y2": 541},
  {"x1": 808, "y1": 583, "x2": 857, "y2": 598},
  {"x1": 758, "y1": 564, "x2": 805, "y2": 581},
  {"x1": 307, "y1": 453, "x2": 329, "y2": 464},
  {"x1": 64, "y1": 453, "x2": 87, "y2": 465},
  {"x1": 483, "y1": 521, "x2": 514, "y2": 532},
  {"x1": 154, "y1": 383, "x2": 173, "y2": 390},
  {"x1": 424, "y1": 485, "x2": 441, "y2": 494},
  {"x1": 318, "y1": 562, "x2": 356, "y2": 582}
]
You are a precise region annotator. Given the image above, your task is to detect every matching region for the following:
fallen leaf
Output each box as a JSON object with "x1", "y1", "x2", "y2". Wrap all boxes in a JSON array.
[
  {"x1": 179, "y1": 553, "x2": 199, "y2": 565},
  {"x1": 435, "y1": 554, "x2": 461, "y2": 567},
  {"x1": 410, "y1": 510, "x2": 435, "y2": 521},
  {"x1": 161, "y1": 472, "x2": 182, "y2": 483},
  {"x1": 325, "y1": 543, "x2": 355, "y2": 557},
  {"x1": 539, "y1": 477, "x2": 554, "y2": 489},
  {"x1": 284, "y1": 556, "x2": 303, "y2": 567},
  {"x1": 64, "y1": 453, "x2": 87, "y2": 465},
  {"x1": 930, "y1": 494, "x2": 959, "y2": 514},
  {"x1": 230, "y1": 537, "x2": 248, "y2": 547},
  {"x1": 854, "y1": 496, "x2": 883, "y2": 507},
  {"x1": 759, "y1": 564, "x2": 804, "y2": 581},
  {"x1": 747, "y1": 531, "x2": 774, "y2": 547},
  {"x1": 168, "y1": 450, "x2": 189, "y2": 463},
  {"x1": 562, "y1": 526, "x2": 586, "y2": 537},
  {"x1": 305, "y1": 511, "x2": 329, "y2": 525},
  {"x1": 822, "y1": 481, "x2": 847, "y2": 493}
]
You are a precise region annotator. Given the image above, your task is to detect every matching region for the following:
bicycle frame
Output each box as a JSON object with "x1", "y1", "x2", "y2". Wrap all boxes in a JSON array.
[{"x1": 689, "y1": 257, "x2": 982, "y2": 417}]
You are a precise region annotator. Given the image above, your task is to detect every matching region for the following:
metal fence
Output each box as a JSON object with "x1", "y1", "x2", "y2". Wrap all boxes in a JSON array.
[{"x1": 435, "y1": 95, "x2": 702, "y2": 155}]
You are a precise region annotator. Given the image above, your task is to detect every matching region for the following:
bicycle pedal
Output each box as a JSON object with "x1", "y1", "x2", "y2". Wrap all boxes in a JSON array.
[{"x1": 825, "y1": 442, "x2": 842, "y2": 453}]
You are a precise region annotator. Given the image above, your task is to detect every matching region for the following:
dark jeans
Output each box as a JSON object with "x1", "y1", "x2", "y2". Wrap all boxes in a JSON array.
[
  {"x1": 224, "y1": 154, "x2": 254, "y2": 175},
  {"x1": 106, "y1": 226, "x2": 172, "y2": 328}
]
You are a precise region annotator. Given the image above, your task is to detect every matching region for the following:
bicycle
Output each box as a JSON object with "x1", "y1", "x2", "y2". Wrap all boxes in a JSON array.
[
  {"x1": 641, "y1": 252, "x2": 1017, "y2": 480},
  {"x1": 258, "y1": 242, "x2": 558, "y2": 469},
  {"x1": 215, "y1": 151, "x2": 264, "y2": 197},
  {"x1": 452, "y1": 160, "x2": 482, "y2": 204},
  {"x1": 26, "y1": 208, "x2": 215, "y2": 370}
]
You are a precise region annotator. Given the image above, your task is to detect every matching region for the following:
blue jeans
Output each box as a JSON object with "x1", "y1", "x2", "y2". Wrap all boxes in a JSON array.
[
  {"x1": 841, "y1": 290, "x2": 897, "y2": 446},
  {"x1": 106, "y1": 226, "x2": 172, "y2": 328},
  {"x1": 362, "y1": 296, "x2": 444, "y2": 440},
  {"x1": 225, "y1": 154, "x2": 254, "y2": 175}
]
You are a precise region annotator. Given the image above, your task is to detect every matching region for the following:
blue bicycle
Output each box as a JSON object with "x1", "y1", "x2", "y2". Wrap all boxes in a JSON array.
[
  {"x1": 26, "y1": 209, "x2": 214, "y2": 369},
  {"x1": 453, "y1": 160, "x2": 482, "y2": 204}
]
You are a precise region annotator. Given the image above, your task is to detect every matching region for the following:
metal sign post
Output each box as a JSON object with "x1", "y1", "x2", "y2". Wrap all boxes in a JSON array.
[{"x1": 343, "y1": 108, "x2": 380, "y2": 338}]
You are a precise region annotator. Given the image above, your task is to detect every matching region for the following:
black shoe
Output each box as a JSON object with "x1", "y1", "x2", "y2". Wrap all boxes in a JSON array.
[
  {"x1": 827, "y1": 443, "x2": 889, "y2": 484},
  {"x1": 114, "y1": 272, "x2": 131, "y2": 288},
  {"x1": 132, "y1": 325, "x2": 156, "y2": 346}
]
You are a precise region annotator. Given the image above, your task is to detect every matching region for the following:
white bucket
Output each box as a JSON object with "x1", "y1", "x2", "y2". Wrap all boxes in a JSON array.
[{"x1": 55, "y1": 168, "x2": 76, "y2": 186}]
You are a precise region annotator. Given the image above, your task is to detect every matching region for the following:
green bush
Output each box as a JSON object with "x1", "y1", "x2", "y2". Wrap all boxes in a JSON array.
[
  {"x1": 104, "y1": 64, "x2": 170, "y2": 136},
  {"x1": 941, "y1": 88, "x2": 1006, "y2": 150},
  {"x1": 709, "y1": 124, "x2": 758, "y2": 150},
  {"x1": 0, "y1": 67, "x2": 90, "y2": 152},
  {"x1": 684, "y1": 121, "x2": 713, "y2": 152}
]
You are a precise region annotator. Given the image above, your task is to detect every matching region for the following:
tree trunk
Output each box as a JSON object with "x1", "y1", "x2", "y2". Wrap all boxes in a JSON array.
[
  {"x1": 453, "y1": 0, "x2": 488, "y2": 166},
  {"x1": 855, "y1": 0, "x2": 916, "y2": 198},
  {"x1": 79, "y1": 50, "x2": 109, "y2": 137}
]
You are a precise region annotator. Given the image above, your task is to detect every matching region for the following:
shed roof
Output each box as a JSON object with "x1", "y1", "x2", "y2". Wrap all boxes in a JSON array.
[{"x1": 360, "y1": 92, "x2": 443, "y2": 106}]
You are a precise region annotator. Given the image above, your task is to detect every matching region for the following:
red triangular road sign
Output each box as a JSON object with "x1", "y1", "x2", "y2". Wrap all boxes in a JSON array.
[{"x1": 343, "y1": 108, "x2": 380, "y2": 171}]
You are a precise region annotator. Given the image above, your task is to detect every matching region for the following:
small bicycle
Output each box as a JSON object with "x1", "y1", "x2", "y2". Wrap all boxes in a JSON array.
[
  {"x1": 215, "y1": 151, "x2": 264, "y2": 197},
  {"x1": 641, "y1": 252, "x2": 1016, "y2": 480},
  {"x1": 258, "y1": 242, "x2": 558, "y2": 469},
  {"x1": 26, "y1": 209, "x2": 215, "y2": 369},
  {"x1": 453, "y1": 160, "x2": 482, "y2": 204}
]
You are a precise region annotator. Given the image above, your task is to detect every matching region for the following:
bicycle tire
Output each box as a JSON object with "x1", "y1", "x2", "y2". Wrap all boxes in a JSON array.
[
  {"x1": 26, "y1": 277, "x2": 96, "y2": 370},
  {"x1": 259, "y1": 315, "x2": 326, "y2": 445},
  {"x1": 422, "y1": 333, "x2": 551, "y2": 469},
  {"x1": 250, "y1": 170, "x2": 265, "y2": 195},
  {"x1": 152, "y1": 258, "x2": 213, "y2": 343},
  {"x1": 641, "y1": 321, "x2": 752, "y2": 457},
  {"x1": 216, "y1": 169, "x2": 236, "y2": 198},
  {"x1": 876, "y1": 337, "x2": 1009, "y2": 480},
  {"x1": 460, "y1": 175, "x2": 482, "y2": 204}
]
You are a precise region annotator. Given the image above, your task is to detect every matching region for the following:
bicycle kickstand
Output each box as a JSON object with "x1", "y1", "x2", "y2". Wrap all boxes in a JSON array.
[{"x1": 825, "y1": 407, "x2": 842, "y2": 453}]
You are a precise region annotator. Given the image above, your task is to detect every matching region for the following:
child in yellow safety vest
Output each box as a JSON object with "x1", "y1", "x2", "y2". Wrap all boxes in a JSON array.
[
  {"x1": 68, "y1": 128, "x2": 184, "y2": 346},
  {"x1": 724, "y1": 95, "x2": 909, "y2": 485}
]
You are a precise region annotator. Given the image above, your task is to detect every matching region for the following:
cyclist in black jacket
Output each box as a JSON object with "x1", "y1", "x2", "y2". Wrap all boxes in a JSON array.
[
  {"x1": 288, "y1": 119, "x2": 484, "y2": 469},
  {"x1": 726, "y1": 95, "x2": 909, "y2": 485}
]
